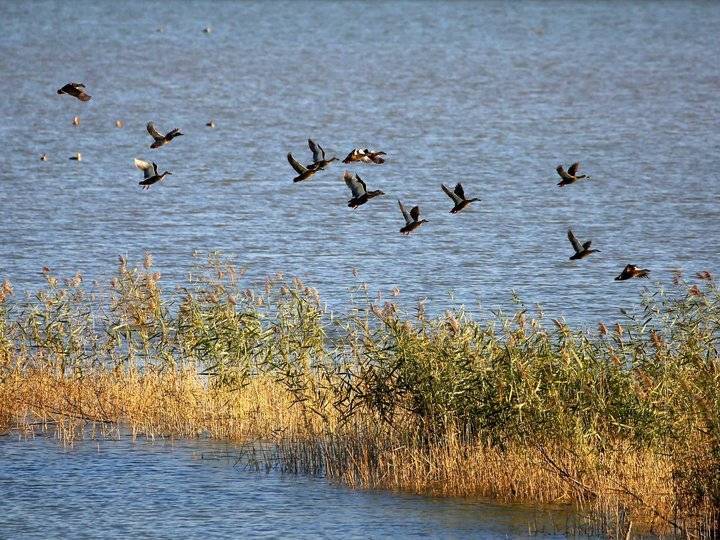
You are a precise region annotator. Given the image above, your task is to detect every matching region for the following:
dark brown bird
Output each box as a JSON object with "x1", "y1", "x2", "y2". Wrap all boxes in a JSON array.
[
  {"x1": 308, "y1": 139, "x2": 338, "y2": 169},
  {"x1": 615, "y1": 264, "x2": 650, "y2": 281},
  {"x1": 441, "y1": 183, "x2": 480, "y2": 213},
  {"x1": 147, "y1": 122, "x2": 184, "y2": 149},
  {"x1": 398, "y1": 200, "x2": 428, "y2": 235},
  {"x1": 134, "y1": 158, "x2": 172, "y2": 190},
  {"x1": 287, "y1": 153, "x2": 321, "y2": 182},
  {"x1": 567, "y1": 229, "x2": 599, "y2": 260},
  {"x1": 57, "y1": 82, "x2": 91, "y2": 102},
  {"x1": 288, "y1": 139, "x2": 337, "y2": 182},
  {"x1": 556, "y1": 162, "x2": 589, "y2": 187},
  {"x1": 344, "y1": 171, "x2": 384, "y2": 208}
]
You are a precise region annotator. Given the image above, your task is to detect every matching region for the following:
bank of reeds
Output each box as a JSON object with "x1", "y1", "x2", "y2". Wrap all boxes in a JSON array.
[{"x1": 1, "y1": 254, "x2": 718, "y2": 537}]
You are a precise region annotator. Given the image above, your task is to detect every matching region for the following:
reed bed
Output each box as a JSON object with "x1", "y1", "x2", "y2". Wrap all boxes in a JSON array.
[{"x1": 1, "y1": 254, "x2": 719, "y2": 537}]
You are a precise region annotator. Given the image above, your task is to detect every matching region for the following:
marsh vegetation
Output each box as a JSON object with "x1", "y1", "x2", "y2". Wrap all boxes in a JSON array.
[{"x1": 1, "y1": 254, "x2": 718, "y2": 537}]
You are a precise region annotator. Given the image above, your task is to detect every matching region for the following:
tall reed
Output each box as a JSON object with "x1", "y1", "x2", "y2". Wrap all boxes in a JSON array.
[{"x1": 1, "y1": 254, "x2": 718, "y2": 537}]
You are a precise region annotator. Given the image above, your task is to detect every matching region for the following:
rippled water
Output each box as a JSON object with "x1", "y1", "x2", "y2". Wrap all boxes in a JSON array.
[
  {"x1": 0, "y1": 436, "x2": 579, "y2": 539},
  {"x1": 1, "y1": 1, "x2": 719, "y2": 325}
]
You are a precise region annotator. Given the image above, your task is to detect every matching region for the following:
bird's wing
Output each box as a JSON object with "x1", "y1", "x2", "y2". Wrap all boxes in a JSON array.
[
  {"x1": 567, "y1": 162, "x2": 580, "y2": 177},
  {"x1": 398, "y1": 200, "x2": 413, "y2": 225},
  {"x1": 152, "y1": 162, "x2": 159, "y2": 176},
  {"x1": 166, "y1": 128, "x2": 182, "y2": 137},
  {"x1": 308, "y1": 139, "x2": 324, "y2": 163},
  {"x1": 134, "y1": 158, "x2": 155, "y2": 179},
  {"x1": 454, "y1": 183, "x2": 466, "y2": 200},
  {"x1": 582, "y1": 240, "x2": 592, "y2": 250},
  {"x1": 556, "y1": 165, "x2": 573, "y2": 181},
  {"x1": 287, "y1": 153, "x2": 307, "y2": 174},
  {"x1": 344, "y1": 171, "x2": 366, "y2": 198},
  {"x1": 147, "y1": 122, "x2": 164, "y2": 140},
  {"x1": 567, "y1": 229, "x2": 582, "y2": 253},
  {"x1": 441, "y1": 184, "x2": 462, "y2": 204},
  {"x1": 410, "y1": 206, "x2": 421, "y2": 222}
]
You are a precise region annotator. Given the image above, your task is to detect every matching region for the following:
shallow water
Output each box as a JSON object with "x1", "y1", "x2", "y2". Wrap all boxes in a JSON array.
[
  {"x1": 0, "y1": 435, "x2": 580, "y2": 539},
  {"x1": 0, "y1": 1, "x2": 719, "y2": 325}
]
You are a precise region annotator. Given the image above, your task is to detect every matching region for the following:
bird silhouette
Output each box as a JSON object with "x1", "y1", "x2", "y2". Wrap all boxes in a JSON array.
[
  {"x1": 288, "y1": 140, "x2": 337, "y2": 182},
  {"x1": 344, "y1": 171, "x2": 385, "y2": 208},
  {"x1": 398, "y1": 200, "x2": 428, "y2": 235},
  {"x1": 556, "y1": 162, "x2": 589, "y2": 187},
  {"x1": 134, "y1": 158, "x2": 172, "y2": 190},
  {"x1": 147, "y1": 122, "x2": 184, "y2": 149},
  {"x1": 567, "y1": 229, "x2": 599, "y2": 260},
  {"x1": 57, "y1": 82, "x2": 91, "y2": 102},
  {"x1": 308, "y1": 139, "x2": 338, "y2": 169},
  {"x1": 441, "y1": 183, "x2": 480, "y2": 213},
  {"x1": 615, "y1": 264, "x2": 650, "y2": 281}
]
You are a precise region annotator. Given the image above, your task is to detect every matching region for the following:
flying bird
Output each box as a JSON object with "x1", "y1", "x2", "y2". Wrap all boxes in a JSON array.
[
  {"x1": 567, "y1": 229, "x2": 599, "y2": 260},
  {"x1": 556, "y1": 162, "x2": 589, "y2": 187},
  {"x1": 308, "y1": 139, "x2": 338, "y2": 168},
  {"x1": 57, "y1": 82, "x2": 91, "y2": 101},
  {"x1": 287, "y1": 140, "x2": 337, "y2": 182},
  {"x1": 147, "y1": 122, "x2": 184, "y2": 148},
  {"x1": 343, "y1": 171, "x2": 385, "y2": 208},
  {"x1": 615, "y1": 264, "x2": 650, "y2": 281},
  {"x1": 342, "y1": 148, "x2": 386, "y2": 164},
  {"x1": 398, "y1": 200, "x2": 428, "y2": 235},
  {"x1": 134, "y1": 158, "x2": 172, "y2": 190},
  {"x1": 287, "y1": 153, "x2": 320, "y2": 182},
  {"x1": 363, "y1": 148, "x2": 386, "y2": 164},
  {"x1": 441, "y1": 183, "x2": 480, "y2": 213}
]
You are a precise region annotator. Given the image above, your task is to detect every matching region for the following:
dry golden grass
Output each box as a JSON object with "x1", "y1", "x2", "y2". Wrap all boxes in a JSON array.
[
  {"x1": 1, "y1": 255, "x2": 719, "y2": 537},
  {"x1": 0, "y1": 367, "x2": 687, "y2": 536}
]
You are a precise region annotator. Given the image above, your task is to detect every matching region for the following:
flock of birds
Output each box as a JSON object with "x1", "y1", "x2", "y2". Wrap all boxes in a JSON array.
[{"x1": 54, "y1": 81, "x2": 650, "y2": 282}]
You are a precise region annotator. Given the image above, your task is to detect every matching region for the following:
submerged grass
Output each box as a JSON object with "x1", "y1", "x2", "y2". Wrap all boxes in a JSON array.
[{"x1": 1, "y1": 254, "x2": 719, "y2": 537}]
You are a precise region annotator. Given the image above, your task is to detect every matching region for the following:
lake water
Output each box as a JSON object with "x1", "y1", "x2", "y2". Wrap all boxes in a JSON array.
[
  {"x1": 0, "y1": 1, "x2": 719, "y2": 326},
  {"x1": 0, "y1": 435, "x2": 580, "y2": 539},
  {"x1": 3, "y1": 1, "x2": 714, "y2": 536}
]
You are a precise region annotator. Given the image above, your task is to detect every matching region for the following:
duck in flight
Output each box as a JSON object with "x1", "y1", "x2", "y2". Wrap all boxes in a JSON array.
[
  {"x1": 556, "y1": 162, "x2": 590, "y2": 187},
  {"x1": 567, "y1": 229, "x2": 599, "y2": 260},
  {"x1": 343, "y1": 171, "x2": 385, "y2": 208},
  {"x1": 308, "y1": 139, "x2": 338, "y2": 169},
  {"x1": 147, "y1": 122, "x2": 184, "y2": 148},
  {"x1": 615, "y1": 264, "x2": 650, "y2": 281},
  {"x1": 398, "y1": 200, "x2": 428, "y2": 235},
  {"x1": 287, "y1": 139, "x2": 337, "y2": 182},
  {"x1": 57, "y1": 82, "x2": 91, "y2": 102},
  {"x1": 342, "y1": 148, "x2": 386, "y2": 164},
  {"x1": 134, "y1": 158, "x2": 172, "y2": 189},
  {"x1": 441, "y1": 183, "x2": 480, "y2": 213}
]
